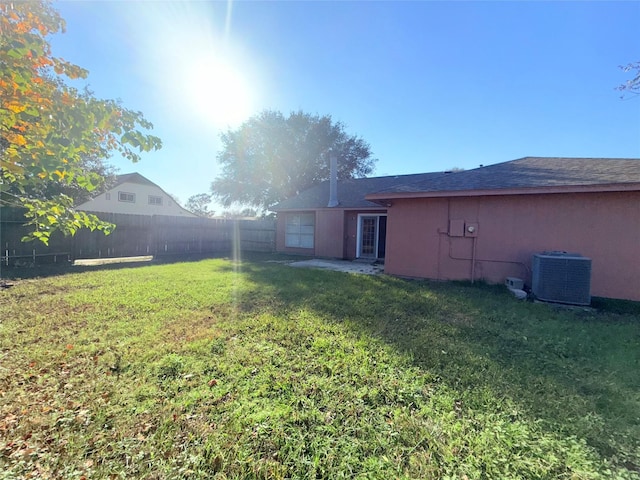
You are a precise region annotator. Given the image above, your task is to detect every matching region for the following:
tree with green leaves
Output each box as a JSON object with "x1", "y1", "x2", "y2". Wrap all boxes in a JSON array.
[
  {"x1": 185, "y1": 193, "x2": 215, "y2": 218},
  {"x1": 0, "y1": 1, "x2": 161, "y2": 244},
  {"x1": 211, "y1": 110, "x2": 375, "y2": 211},
  {"x1": 5, "y1": 153, "x2": 119, "y2": 207}
]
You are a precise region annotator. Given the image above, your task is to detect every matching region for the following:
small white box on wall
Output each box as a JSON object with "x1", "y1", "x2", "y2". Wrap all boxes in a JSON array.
[{"x1": 505, "y1": 277, "x2": 524, "y2": 290}]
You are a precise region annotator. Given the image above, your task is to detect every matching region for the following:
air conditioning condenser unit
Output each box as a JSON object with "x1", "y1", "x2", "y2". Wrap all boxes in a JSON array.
[{"x1": 532, "y1": 252, "x2": 592, "y2": 306}]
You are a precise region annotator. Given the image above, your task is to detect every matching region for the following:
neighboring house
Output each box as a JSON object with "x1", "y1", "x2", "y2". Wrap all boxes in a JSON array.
[
  {"x1": 274, "y1": 157, "x2": 640, "y2": 301},
  {"x1": 77, "y1": 173, "x2": 197, "y2": 217}
]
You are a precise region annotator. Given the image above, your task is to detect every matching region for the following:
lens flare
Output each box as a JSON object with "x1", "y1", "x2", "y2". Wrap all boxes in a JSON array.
[
  {"x1": 127, "y1": 1, "x2": 256, "y2": 130},
  {"x1": 184, "y1": 55, "x2": 253, "y2": 128}
]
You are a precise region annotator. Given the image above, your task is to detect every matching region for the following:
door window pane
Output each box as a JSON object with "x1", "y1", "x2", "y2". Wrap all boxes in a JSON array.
[{"x1": 361, "y1": 217, "x2": 376, "y2": 256}]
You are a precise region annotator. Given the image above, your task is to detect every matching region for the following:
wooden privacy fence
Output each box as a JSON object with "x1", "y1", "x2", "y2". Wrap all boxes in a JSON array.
[{"x1": 1, "y1": 209, "x2": 276, "y2": 266}]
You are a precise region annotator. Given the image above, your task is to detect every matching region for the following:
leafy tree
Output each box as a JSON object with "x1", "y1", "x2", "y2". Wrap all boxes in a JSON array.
[
  {"x1": 186, "y1": 193, "x2": 216, "y2": 217},
  {"x1": 221, "y1": 207, "x2": 258, "y2": 219},
  {"x1": 211, "y1": 110, "x2": 375, "y2": 211},
  {"x1": 617, "y1": 61, "x2": 640, "y2": 98},
  {"x1": 5, "y1": 153, "x2": 118, "y2": 205},
  {"x1": 0, "y1": 1, "x2": 161, "y2": 244}
]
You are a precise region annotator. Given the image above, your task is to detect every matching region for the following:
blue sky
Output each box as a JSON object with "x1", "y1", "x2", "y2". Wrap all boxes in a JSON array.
[{"x1": 52, "y1": 1, "x2": 640, "y2": 209}]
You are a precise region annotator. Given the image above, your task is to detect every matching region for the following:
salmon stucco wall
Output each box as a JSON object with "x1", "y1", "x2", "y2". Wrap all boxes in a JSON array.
[
  {"x1": 315, "y1": 209, "x2": 345, "y2": 258},
  {"x1": 276, "y1": 212, "x2": 315, "y2": 256},
  {"x1": 384, "y1": 191, "x2": 640, "y2": 301},
  {"x1": 344, "y1": 209, "x2": 387, "y2": 260},
  {"x1": 277, "y1": 209, "x2": 387, "y2": 259},
  {"x1": 276, "y1": 209, "x2": 345, "y2": 258}
]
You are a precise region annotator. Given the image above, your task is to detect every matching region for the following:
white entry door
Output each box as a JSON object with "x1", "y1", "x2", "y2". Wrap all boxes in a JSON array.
[{"x1": 356, "y1": 214, "x2": 387, "y2": 259}]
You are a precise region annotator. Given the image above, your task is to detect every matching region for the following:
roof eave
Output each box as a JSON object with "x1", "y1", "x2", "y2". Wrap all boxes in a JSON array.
[
  {"x1": 365, "y1": 183, "x2": 640, "y2": 202},
  {"x1": 274, "y1": 205, "x2": 387, "y2": 213}
]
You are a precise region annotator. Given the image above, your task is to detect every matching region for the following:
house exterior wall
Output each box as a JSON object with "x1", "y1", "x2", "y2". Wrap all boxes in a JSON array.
[
  {"x1": 384, "y1": 191, "x2": 640, "y2": 301},
  {"x1": 78, "y1": 182, "x2": 197, "y2": 217},
  {"x1": 276, "y1": 208, "x2": 388, "y2": 259},
  {"x1": 276, "y1": 209, "x2": 345, "y2": 258},
  {"x1": 344, "y1": 209, "x2": 387, "y2": 260},
  {"x1": 276, "y1": 211, "x2": 316, "y2": 256},
  {"x1": 315, "y1": 209, "x2": 345, "y2": 258}
]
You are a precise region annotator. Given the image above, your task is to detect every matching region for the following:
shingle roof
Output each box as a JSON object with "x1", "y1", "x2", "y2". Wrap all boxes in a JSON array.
[
  {"x1": 370, "y1": 157, "x2": 640, "y2": 197},
  {"x1": 275, "y1": 157, "x2": 640, "y2": 211},
  {"x1": 115, "y1": 172, "x2": 159, "y2": 188},
  {"x1": 273, "y1": 171, "x2": 446, "y2": 210}
]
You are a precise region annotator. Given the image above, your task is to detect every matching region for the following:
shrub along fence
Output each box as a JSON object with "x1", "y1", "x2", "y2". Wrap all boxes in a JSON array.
[{"x1": 0, "y1": 208, "x2": 276, "y2": 266}]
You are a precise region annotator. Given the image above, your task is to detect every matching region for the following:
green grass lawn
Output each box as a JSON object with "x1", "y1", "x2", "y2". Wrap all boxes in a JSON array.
[{"x1": 1, "y1": 256, "x2": 638, "y2": 479}]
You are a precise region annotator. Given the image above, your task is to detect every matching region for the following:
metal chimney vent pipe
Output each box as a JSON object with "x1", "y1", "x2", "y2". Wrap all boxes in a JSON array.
[{"x1": 327, "y1": 153, "x2": 338, "y2": 207}]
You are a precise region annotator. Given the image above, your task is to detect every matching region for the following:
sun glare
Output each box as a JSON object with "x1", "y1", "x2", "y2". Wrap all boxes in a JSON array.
[
  {"x1": 185, "y1": 56, "x2": 253, "y2": 128},
  {"x1": 129, "y1": 1, "x2": 256, "y2": 130}
]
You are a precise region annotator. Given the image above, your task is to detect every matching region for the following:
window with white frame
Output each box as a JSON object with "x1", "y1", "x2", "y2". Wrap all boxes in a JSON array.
[
  {"x1": 148, "y1": 195, "x2": 163, "y2": 206},
  {"x1": 285, "y1": 213, "x2": 315, "y2": 248},
  {"x1": 118, "y1": 191, "x2": 135, "y2": 203}
]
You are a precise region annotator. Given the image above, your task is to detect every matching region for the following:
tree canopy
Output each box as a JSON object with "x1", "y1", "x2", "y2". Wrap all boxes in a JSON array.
[
  {"x1": 5, "y1": 153, "x2": 119, "y2": 207},
  {"x1": 0, "y1": 1, "x2": 161, "y2": 244},
  {"x1": 185, "y1": 193, "x2": 215, "y2": 218},
  {"x1": 211, "y1": 110, "x2": 375, "y2": 211}
]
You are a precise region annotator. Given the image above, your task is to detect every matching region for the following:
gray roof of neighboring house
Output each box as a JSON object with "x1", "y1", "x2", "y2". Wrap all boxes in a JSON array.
[
  {"x1": 370, "y1": 157, "x2": 640, "y2": 197},
  {"x1": 115, "y1": 172, "x2": 159, "y2": 188},
  {"x1": 273, "y1": 171, "x2": 447, "y2": 210}
]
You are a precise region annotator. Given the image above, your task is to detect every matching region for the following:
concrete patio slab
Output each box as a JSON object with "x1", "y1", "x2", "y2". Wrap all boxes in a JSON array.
[
  {"x1": 288, "y1": 259, "x2": 384, "y2": 275},
  {"x1": 73, "y1": 255, "x2": 153, "y2": 266}
]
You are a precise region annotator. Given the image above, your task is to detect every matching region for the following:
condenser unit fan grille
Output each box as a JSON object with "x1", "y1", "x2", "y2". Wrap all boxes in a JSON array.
[{"x1": 532, "y1": 252, "x2": 591, "y2": 306}]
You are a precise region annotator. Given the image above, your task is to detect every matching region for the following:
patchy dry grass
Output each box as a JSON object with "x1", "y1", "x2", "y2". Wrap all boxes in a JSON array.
[{"x1": 0, "y1": 256, "x2": 638, "y2": 479}]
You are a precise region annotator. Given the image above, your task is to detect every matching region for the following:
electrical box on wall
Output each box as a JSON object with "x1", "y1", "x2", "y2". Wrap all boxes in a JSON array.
[
  {"x1": 464, "y1": 222, "x2": 479, "y2": 237},
  {"x1": 449, "y1": 219, "x2": 465, "y2": 237}
]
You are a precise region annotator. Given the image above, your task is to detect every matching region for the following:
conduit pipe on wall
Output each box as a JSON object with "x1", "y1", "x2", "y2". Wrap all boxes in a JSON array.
[
  {"x1": 471, "y1": 236, "x2": 477, "y2": 284},
  {"x1": 439, "y1": 198, "x2": 530, "y2": 281},
  {"x1": 436, "y1": 229, "x2": 530, "y2": 279},
  {"x1": 436, "y1": 232, "x2": 441, "y2": 280}
]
